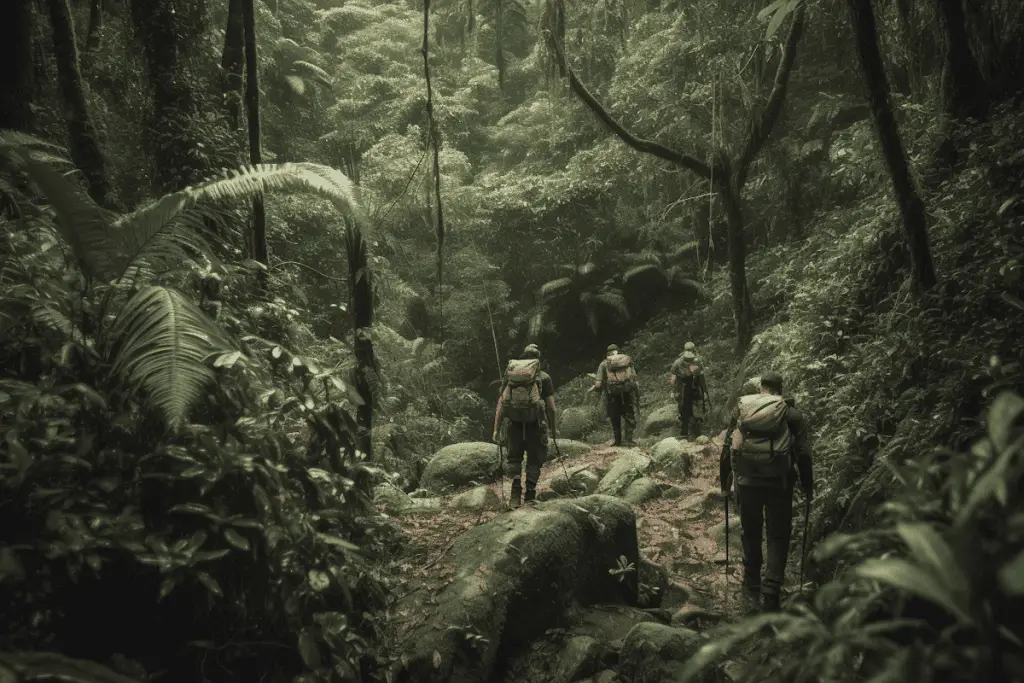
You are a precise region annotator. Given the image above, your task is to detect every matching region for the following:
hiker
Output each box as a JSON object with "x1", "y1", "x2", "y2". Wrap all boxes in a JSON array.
[
  {"x1": 669, "y1": 342, "x2": 709, "y2": 439},
  {"x1": 589, "y1": 344, "x2": 639, "y2": 446},
  {"x1": 719, "y1": 377, "x2": 762, "y2": 502},
  {"x1": 492, "y1": 343, "x2": 557, "y2": 506},
  {"x1": 719, "y1": 371, "x2": 813, "y2": 612}
]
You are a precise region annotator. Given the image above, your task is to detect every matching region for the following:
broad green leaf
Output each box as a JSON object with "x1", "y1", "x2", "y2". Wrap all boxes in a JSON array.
[
  {"x1": 895, "y1": 523, "x2": 968, "y2": 596},
  {"x1": 854, "y1": 558, "x2": 972, "y2": 625},
  {"x1": 298, "y1": 630, "x2": 321, "y2": 669},
  {"x1": 988, "y1": 392, "x2": 1024, "y2": 452},
  {"x1": 998, "y1": 548, "x2": 1024, "y2": 595},
  {"x1": 676, "y1": 613, "x2": 791, "y2": 682},
  {"x1": 197, "y1": 572, "x2": 223, "y2": 597},
  {"x1": 223, "y1": 528, "x2": 250, "y2": 551}
]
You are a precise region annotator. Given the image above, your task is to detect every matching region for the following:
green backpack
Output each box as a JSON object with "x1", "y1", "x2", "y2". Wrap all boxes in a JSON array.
[{"x1": 502, "y1": 358, "x2": 545, "y2": 423}]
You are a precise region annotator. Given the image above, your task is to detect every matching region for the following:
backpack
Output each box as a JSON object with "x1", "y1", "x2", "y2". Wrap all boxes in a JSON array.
[
  {"x1": 501, "y1": 358, "x2": 545, "y2": 423},
  {"x1": 605, "y1": 353, "x2": 637, "y2": 395},
  {"x1": 730, "y1": 394, "x2": 792, "y2": 481},
  {"x1": 675, "y1": 359, "x2": 703, "y2": 396}
]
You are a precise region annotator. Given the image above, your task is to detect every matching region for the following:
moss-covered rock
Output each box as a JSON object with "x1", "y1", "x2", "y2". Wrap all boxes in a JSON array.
[
  {"x1": 619, "y1": 623, "x2": 709, "y2": 683},
  {"x1": 552, "y1": 438, "x2": 593, "y2": 460},
  {"x1": 641, "y1": 404, "x2": 678, "y2": 437},
  {"x1": 450, "y1": 485, "x2": 500, "y2": 511},
  {"x1": 622, "y1": 477, "x2": 662, "y2": 505},
  {"x1": 551, "y1": 468, "x2": 601, "y2": 496},
  {"x1": 597, "y1": 452, "x2": 651, "y2": 496},
  {"x1": 558, "y1": 406, "x2": 602, "y2": 440},
  {"x1": 391, "y1": 495, "x2": 640, "y2": 683},
  {"x1": 649, "y1": 437, "x2": 694, "y2": 479},
  {"x1": 419, "y1": 442, "x2": 502, "y2": 493}
]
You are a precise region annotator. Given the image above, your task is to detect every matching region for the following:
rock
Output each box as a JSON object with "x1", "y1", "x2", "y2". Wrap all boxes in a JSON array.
[
  {"x1": 552, "y1": 636, "x2": 603, "y2": 683},
  {"x1": 373, "y1": 484, "x2": 413, "y2": 513},
  {"x1": 553, "y1": 438, "x2": 593, "y2": 460},
  {"x1": 420, "y1": 442, "x2": 502, "y2": 493},
  {"x1": 407, "y1": 488, "x2": 432, "y2": 499},
  {"x1": 671, "y1": 604, "x2": 727, "y2": 630},
  {"x1": 569, "y1": 604, "x2": 657, "y2": 652},
  {"x1": 597, "y1": 453, "x2": 651, "y2": 496},
  {"x1": 641, "y1": 404, "x2": 678, "y2": 437},
  {"x1": 559, "y1": 406, "x2": 601, "y2": 440},
  {"x1": 537, "y1": 489, "x2": 562, "y2": 502},
  {"x1": 658, "y1": 484, "x2": 687, "y2": 500},
  {"x1": 707, "y1": 519, "x2": 742, "y2": 553},
  {"x1": 451, "y1": 485, "x2": 500, "y2": 511},
  {"x1": 649, "y1": 437, "x2": 694, "y2": 479},
  {"x1": 593, "y1": 671, "x2": 619, "y2": 683},
  {"x1": 638, "y1": 556, "x2": 669, "y2": 608},
  {"x1": 619, "y1": 623, "x2": 708, "y2": 683},
  {"x1": 394, "y1": 497, "x2": 442, "y2": 514},
  {"x1": 696, "y1": 435, "x2": 711, "y2": 445},
  {"x1": 552, "y1": 468, "x2": 601, "y2": 497},
  {"x1": 391, "y1": 495, "x2": 640, "y2": 683},
  {"x1": 662, "y1": 581, "x2": 691, "y2": 610},
  {"x1": 640, "y1": 608, "x2": 674, "y2": 624},
  {"x1": 679, "y1": 489, "x2": 722, "y2": 516},
  {"x1": 622, "y1": 477, "x2": 661, "y2": 505}
]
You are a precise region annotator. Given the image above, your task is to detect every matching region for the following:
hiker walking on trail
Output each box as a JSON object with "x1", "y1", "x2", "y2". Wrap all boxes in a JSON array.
[
  {"x1": 719, "y1": 371, "x2": 813, "y2": 612},
  {"x1": 670, "y1": 342, "x2": 709, "y2": 439},
  {"x1": 492, "y1": 344, "x2": 557, "y2": 507},
  {"x1": 589, "y1": 344, "x2": 639, "y2": 447}
]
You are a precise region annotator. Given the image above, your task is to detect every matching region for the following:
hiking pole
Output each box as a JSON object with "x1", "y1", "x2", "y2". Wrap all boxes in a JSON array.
[
  {"x1": 497, "y1": 441, "x2": 506, "y2": 508},
  {"x1": 724, "y1": 493, "x2": 730, "y2": 599},
  {"x1": 552, "y1": 436, "x2": 573, "y2": 492},
  {"x1": 799, "y1": 496, "x2": 811, "y2": 594}
]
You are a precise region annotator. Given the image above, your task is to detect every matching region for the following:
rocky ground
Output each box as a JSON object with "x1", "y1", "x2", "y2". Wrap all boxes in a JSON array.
[{"x1": 372, "y1": 404, "x2": 808, "y2": 683}]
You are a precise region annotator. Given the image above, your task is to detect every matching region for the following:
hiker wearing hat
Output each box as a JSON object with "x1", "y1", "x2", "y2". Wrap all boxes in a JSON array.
[
  {"x1": 669, "y1": 342, "x2": 709, "y2": 439},
  {"x1": 719, "y1": 371, "x2": 814, "y2": 612},
  {"x1": 589, "y1": 344, "x2": 639, "y2": 446},
  {"x1": 492, "y1": 343, "x2": 557, "y2": 506}
]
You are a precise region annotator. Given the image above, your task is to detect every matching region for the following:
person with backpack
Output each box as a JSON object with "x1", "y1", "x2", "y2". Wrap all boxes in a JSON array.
[
  {"x1": 669, "y1": 343, "x2": 709, "y2": 439},
  {"x1": 492, "y1": 344, "x2": 557, "y2": 506},
  {"x1": 589, "y1": 344, "x2": 639, "y2": 446},
  {"x1": 718, "y1": 371, "x2": 813, "y2": 612}
]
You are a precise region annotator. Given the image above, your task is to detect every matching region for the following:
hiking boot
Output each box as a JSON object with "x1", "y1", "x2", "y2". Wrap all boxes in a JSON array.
[
  {"x1": 523, "y1": 488, "x2": 537, "y2": 504},
  {"x1": 761, "y1": 593, "x2": 781, "y2": 613},
  {"x1": 741, "y1": 586, "x2": 761, "y2": 615},
  {"x1": 623, "y1": 429, "x2": 634, "y2": 446},
  {"x1": 509, "y1": 481, "x2": 522, "y2": 508}
]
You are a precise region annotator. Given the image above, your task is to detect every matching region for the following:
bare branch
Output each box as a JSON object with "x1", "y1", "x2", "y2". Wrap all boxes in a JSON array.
[
  {"x1": 548, "y1": 33, "x2": 715, "y2": 180},
  {"x1": 735, "y1": 4, "x2": 807, "y2": 188}
]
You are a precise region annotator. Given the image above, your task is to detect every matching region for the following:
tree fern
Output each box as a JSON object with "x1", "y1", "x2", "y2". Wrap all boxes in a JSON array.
[{"x1": 108, "y1": 285, "x2": 233, "y2": 431}]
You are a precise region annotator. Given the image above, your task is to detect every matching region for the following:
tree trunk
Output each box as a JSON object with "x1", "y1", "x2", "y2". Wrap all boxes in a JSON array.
[
  {"x1": 242, "y1": 0, "x2": 267, "y2": 272},
  {"x1": 47, "y1": 0, "x2": 112, "y2": 207},
  {"x1": 83, "y1": 0, "x2": 102, "y2": 67},
  {"x1": 718, "y1": 167, "x2": 753, "y2": 355},
  {"x1": 847, "y1": 0, "x2": 938, "y2": 291},
  {"x1": 130, "y1": 0, "x2": 207, "y2": 193},
  {"x1": 221, "y1": 0, "x2": 244, "y2": 130},
  {"x1": 0, "y1": 0, "x2": 35, "y2": 132},
  {"x1": 933, "y1": 0, "x2": 988, "y2": 120},
  {"x1": 346, "y1": 220, "x2": 375, "y2": 461}
]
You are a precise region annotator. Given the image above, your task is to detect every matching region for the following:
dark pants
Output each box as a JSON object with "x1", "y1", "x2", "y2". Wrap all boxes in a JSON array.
[
  {"x1": 736, "y1": 483, "x2": 794, "y2": 597},
  {"x1": 677, "y1": 395, "x2": 702, "y2": 438},
  {"x1": 607, "y1": 392, "x2": 636, "y2": 444},
  {"x1": 505, "y1": 420, "x2": 548, "y2": 491}
]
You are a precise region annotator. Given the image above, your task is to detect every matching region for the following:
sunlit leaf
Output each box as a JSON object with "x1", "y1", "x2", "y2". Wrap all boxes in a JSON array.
[
  {"x1": 998, "y1": 548, "x2": 1024, "y2": 596},
  {"x1": 854, "y1": 558, "x2": 972, "y2": 625}
]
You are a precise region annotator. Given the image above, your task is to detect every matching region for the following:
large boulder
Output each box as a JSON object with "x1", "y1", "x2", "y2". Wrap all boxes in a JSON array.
[
  {"x1": 622, "y1": 477, "x2": 662, "y2": 505},
  {"x1": 391, "y1": 495, "x2": 640, "y2": 683},
  {"x1": 420, "y1": 442, "x2": 501, "y2": 493},
  {"x1": 558, "y1": 406, "x2": 601, "y2": 440},
  {"x1": 597, "y1": 452, "x2": 652, "y2": 496},
  {"x1": 450, "y1": 485, "x2": 500, "y2": 511},
  {"x1": 649, "y1": 437, "x2": 694, "y2": 479},
  {"x1": 641, "y1": 404, "x2": 678, "y2": 437},
  {"x1": 619, "y1": 623, "x2": 711, "y2": 683},
  {"x1": 551, "y1": 468, "x2": 602, "y2": 497},
  {"x1": 373, "y1": 483, "x2": 413, "y2": 513},
  {"x1": 552, "y1": 438, "x2": 593, "y2": 460}
]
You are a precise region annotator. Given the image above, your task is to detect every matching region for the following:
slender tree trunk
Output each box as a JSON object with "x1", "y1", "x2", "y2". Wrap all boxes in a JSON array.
[
  {"x1": 0, "y1": 0, "x2": 36, "y2": 132},
  {"x1": 242, "y1": 0, "x2": 267, "y2": 272},
  {"x1": 847, "y1": 0, "x2": 938, "y2": 291},
  {"x1": 347, "y1": 220, "x2": 375, "y2": 461},
  {"x1": 47, "y1": 0, "x2": 112, "y2": 207},
  {"x1": 221, "y1": 0, "x2": 244, "y2": 130},
  {"x1": 718, "y1": 164, "x2": 753, "y2": 353},
  {"x1": 130, "y1": 0, "x2": 207, "y2": 193},
  {"x1": 83, "y1": 0, "x2": 102, "y2": 68},
  {"x1": 933, "y1": 0, "x2": 988, "y2": 119}
]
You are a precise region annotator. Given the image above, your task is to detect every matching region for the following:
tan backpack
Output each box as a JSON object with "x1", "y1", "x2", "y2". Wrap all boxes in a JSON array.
[
  {"x1": 605, "y1": 353, "x2": 637, "y2": 395},
  {"x1": 730, "y1": 394, "x2": 792, "y2": 480},
  {"x1": 502, "y1": 358, "x2": 544, "y2": 422}
]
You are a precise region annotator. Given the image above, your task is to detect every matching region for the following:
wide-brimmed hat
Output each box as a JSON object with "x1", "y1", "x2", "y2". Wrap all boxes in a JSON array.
[
  {"x1": 522, "y1": 344, "x2": 541, "y2": 358},
  {"x1": 606, "y1": 344, "x2": 620, "y2": 353}
]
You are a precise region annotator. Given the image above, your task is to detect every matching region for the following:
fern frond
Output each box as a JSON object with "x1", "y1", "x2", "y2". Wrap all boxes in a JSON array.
[
  {"x1": 623, "y1": 264, "x2": 666, "y2": 285},
  {"x1": 593, "y1": 291, "x2": 629, "y2": 320},
  {"x1": 577, "y1": 261, "x2": 597, "y2": 277},
  {"x1": 290, "y1": 60, "x2": 333, "y2": 88},
  {"x1": 539, "y1": 276, "x2": 572, "y2": 301},
  {"x1": 528, "y1": 307, "x2": 545, "y2": 339},
  {"x1": 108, "y1": 285, "x2": 233, "y2": 431},
  {"x1": 668, "y1": 240, "x2": 700, "y2": 263},
  {"x1": 667, "y1": 271, "x2": 704, "y2": 295},
  {"x1": 284, "y1": 74, "x2": 307, "y2": 95}
]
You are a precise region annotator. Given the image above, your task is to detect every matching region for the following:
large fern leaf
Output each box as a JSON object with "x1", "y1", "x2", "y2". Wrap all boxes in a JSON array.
[
  {"x1": 667, "y1": 240, "x2": 700, "y2": 264},
  {"x1": 593, "y1": 291, "x2": 630, "y2": 321},
  {"x1": 108, "y1": 285, "x2": 233, "y2": 431},
  {"x1": 539, "y1": 276, "x2": 572, "y2": 301},
  {"x1": 623, "y1": 263, "x2": 665, "y2": 285}
]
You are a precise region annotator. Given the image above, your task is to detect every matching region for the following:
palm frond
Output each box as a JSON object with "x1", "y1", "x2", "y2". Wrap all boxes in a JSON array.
[
  {"x1": 666, "y1": 269, "x2": 704, "y2": 295},
  {"x1": 539, "y1": 276, "x2": 573, "y2": 301},
  {"x1": 108, "y1": 285, "x2": 233, "y2": 431},
  {"x1": 290, "y1": 60, "x2": 333, "y2": 88},
  {"x1": 623, "y1": 263, "x2": 666, "y2": 285},
  {"x1": 593, "y1": 291, "x2": 629, "y2": 320},
  {"x1": 577, "y1": 261, "x2": 597, "y2": 277},
  {"x1": 667, "y1": 240, "x2": 700, "y2": 264},
  {"x1": 284, "y1": 75, "x2": 307, "y2": 95}
]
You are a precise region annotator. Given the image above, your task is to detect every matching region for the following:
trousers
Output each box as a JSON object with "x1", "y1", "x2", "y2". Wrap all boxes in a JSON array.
[
  {"x1": 607, "y1": 392, "x2": 636, "y2": 443},
  {"x1": 736, "y1": 483, "x2": 794, "y2": 597},
  {"x1": 505, "y1": 420, "x2": 548, "y2": 491}
]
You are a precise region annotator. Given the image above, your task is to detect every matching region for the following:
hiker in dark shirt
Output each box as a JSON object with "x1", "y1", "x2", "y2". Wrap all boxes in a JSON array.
[
  {"x1": 669, "y1": 342, "x2": 709, "y2": 439},
  {"x1": 588, "y1": 344, "x2": 639, "y2": 446},
  {"x1": 492, "y1": 344, "x2": 557, "y2": 506},
  {"x1": 719, "y1": 371, "x2": 813, "y2": 612}
]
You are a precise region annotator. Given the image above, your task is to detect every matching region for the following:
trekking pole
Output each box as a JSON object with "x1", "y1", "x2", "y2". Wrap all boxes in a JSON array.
[
  {"x1": 552, "y1": 436, "x2": 573, "y2": 492},
  {"x1": 497, "y1": 441, "x2": 506, "y2": 508},
  {"x1": 799, "y1": 496, "x2": 811, "y2": 594},
  {"x1": 724, "y1": 493, "x2": 730, "y2": 599}
]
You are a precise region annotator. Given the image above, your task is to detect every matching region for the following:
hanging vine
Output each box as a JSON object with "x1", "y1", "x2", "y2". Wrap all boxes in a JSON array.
[{"x1": 422, "y1": 0, "x2": 446, "y2": 355}]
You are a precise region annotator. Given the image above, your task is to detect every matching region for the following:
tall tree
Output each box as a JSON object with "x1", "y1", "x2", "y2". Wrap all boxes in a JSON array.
[
  {"x1": 130, "y1": 0, "x2": 207, "y2": 193},
  {"x1": 83, "y1": 0, "x2": 103, "y2": 68},
  {"x1": 932, "y1": 0, "x2": 988, "y2": 120},
  {"x1": 0, "y1": 0, "x2": 35, "y2": 132},
  {"x1": 847, "y1": 0, "x2": 938, "y2": 290},
  {"x1": 46, "y1": 0, "x2": 113, "y2": 207},
  {"x1": 346, "y1": 220, "x2": 376, "y2": 460},
  {"x1": 541, "y1": 0, "x2": 806, "y2": 353},
  {"x1": 242, "y1": 0, "x2": 267, "y2": 271},
  {"x1": 221, "y1": 0, "x2": 245, "y2": 130}
]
